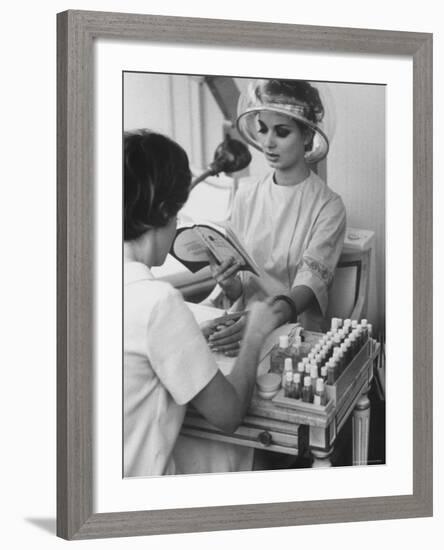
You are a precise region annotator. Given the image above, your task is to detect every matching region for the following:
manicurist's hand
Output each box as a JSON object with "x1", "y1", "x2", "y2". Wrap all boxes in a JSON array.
[
  {"x1": 243, "y1": 299, "x2": 281, "y2": 343},
  {"x1": 207, "y1": 253, "x2": 243, "y2": 302}
]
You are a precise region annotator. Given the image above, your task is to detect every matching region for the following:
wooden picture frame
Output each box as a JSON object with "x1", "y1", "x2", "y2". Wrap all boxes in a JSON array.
[{"x1": 57, "y1": 9, "x2": 433, "y2": 540}]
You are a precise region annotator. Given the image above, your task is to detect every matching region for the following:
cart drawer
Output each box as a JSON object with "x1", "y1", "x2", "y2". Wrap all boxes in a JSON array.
[{"x1": 182, "y1": 415, "x2": 300, "y2": 455}]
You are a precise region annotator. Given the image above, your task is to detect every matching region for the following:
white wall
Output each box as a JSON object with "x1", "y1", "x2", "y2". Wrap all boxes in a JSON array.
[
  {"x1": 327, "y1": 83, "x2": 386, "y2": 332},
  {"x1": 124, "y1": 73, "x2": 174, "y2": 134},
  {"x1": 1, "y1": 1, "x2": 441, "y2": 550},
  {"x1": 124, "y1": 73, "x2": 206, "y2": 168}
]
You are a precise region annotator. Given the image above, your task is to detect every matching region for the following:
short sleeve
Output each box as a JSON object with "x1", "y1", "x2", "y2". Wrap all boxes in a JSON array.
[
  {"x1": 293, "y1": 196, "x2": 346, "y2": 315},
  {"x1": 146, "y1": 287, "x2": 218, "y2": 405},
  {"x1": 229, "y1": 186, "x2": 243, "y2": 233}
]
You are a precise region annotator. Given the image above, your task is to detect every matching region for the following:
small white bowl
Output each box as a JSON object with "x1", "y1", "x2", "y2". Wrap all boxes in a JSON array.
[{"x1": 256, "y1": 373, "x2": 281, "y2": 400}]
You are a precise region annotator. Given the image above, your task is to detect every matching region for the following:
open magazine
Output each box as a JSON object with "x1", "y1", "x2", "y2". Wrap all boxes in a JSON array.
[{"x1": 170, "y1": 220, "x2": 260, "y2": 276}]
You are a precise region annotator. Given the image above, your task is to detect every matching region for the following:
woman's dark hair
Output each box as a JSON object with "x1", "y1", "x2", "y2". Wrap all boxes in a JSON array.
[
  {"x1": 124, "y1": 130, "x2": 191, "y2": 241},
  {"x1": 255, "y1": 79, "x2": 324, "y2": 124},
  {"x1": 255, "y1": 79, "x2": 324, "y2": 151}
]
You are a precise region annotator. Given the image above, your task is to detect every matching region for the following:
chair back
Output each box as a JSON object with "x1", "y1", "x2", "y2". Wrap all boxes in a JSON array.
[{"x1": 326, "y1": 228, "x2": 375, "y2": 323}]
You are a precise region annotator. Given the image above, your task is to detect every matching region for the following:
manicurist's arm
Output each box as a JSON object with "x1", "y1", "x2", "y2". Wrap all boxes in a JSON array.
[{"x1": 191, "y1": 301, "x2": 279, "y2": 433}]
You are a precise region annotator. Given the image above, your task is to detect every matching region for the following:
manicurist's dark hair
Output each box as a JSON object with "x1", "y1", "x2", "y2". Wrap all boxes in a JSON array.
[{"x1": 124, "y1": 130, "x2": 191, "y2": 241}]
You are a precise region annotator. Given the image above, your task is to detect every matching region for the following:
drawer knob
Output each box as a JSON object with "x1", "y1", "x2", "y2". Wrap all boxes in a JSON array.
[{"x1": 258, "y1": 431, "x2": 273, "y2": 447}]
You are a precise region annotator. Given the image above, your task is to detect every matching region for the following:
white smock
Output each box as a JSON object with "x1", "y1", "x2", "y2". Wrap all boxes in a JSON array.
[
  {"x1": 229, "y1": 170, "x2": 346, "y2": 331},
  {"x1": 124, "y1": 261, "x2": 219, "y2": 477},
  {"x1": 124, "y1": 261, "x2": 252, "y2": 477}
]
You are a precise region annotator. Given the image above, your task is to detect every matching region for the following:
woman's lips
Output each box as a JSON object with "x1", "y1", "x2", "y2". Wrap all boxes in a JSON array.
[{"x1": 265, "y1": 152, "x2": 279, "y2": 161}]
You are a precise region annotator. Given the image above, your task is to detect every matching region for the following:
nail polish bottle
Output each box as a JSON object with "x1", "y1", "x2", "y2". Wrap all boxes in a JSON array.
[
  {"x1": 302, "y1": 376, "x2": 313, "y2": 403},
  {"x1": 292, "y1": 372, "x2": 302, "y2": 399},
  {"x1": 270, "y1": 335, "x2": 291, "y2": 375},
  {"x1": 314, "y1": 378, "x2": 327, "y2": 406},
  {"x1": 283, "y1": 371, "x2": 293, "y2": 397},
  {"x1": 310, "y1": 364, "x2": 318, "y2": 393},
  {"x1": 281, "y1": 358, "x2": 293, "y2": 387}
]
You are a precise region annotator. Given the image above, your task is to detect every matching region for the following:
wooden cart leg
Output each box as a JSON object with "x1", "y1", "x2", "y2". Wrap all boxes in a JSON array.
[
  {"x1": 309, "y1": 425, "x2": 334, "y2": 468},
  {"x1": 352, "y1": 391, "x2": 371, "y2": 465},
  {"x1": 311, "y1": 449, "x2": 333, "y2": 468}
]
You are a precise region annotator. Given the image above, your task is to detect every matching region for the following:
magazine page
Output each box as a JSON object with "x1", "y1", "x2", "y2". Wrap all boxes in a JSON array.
[
  {"x1": 195, "y1": 226, "x2": 253, "y2": 269},
  {"x1": 171, "y1": 221, "x2": 260, "y2": 275}
]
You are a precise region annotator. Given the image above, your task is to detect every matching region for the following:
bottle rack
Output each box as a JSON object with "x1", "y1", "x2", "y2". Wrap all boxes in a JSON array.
[{"x1": 270, "y1": 335, "x2": 378, "y2": 419}]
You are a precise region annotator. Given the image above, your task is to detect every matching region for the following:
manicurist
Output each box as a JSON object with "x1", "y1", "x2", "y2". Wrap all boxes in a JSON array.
[{"x1": 123, "y1": 130, "x2": 280, "y2": 477}]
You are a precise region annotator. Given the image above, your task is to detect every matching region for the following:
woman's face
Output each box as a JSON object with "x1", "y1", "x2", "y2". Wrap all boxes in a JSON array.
[{"x1": 255, "y1": 111, "x2": 310, "y2": 172}]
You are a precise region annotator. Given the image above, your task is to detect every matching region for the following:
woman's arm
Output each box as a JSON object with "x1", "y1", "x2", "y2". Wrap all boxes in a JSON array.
[
  {"x1": 271, "y1": 285, "x2": 316, "y2": 324},
  {"x1": 291, "y1": 196, "x2": 346, "y2": 317}
]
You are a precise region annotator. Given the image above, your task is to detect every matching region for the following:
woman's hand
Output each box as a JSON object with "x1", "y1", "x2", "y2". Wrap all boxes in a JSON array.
[
  {"x1": 200, "y1": 311, "x2": 242, "y2": 341},
  {"x1": 200, "y1": 319, "x2": 219, "y2": 340},
  {"x1": 207, "y1": 315, "x2": 247, "y2": 357},
  {"x1": 206, "y1": 299, "x2": 281, "y2": 357},
  {"x1": 207, "y1": 254, "x2": 243, "y2": 302}
]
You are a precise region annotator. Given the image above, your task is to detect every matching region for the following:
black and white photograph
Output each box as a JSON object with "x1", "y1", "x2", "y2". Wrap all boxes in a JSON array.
[{"x1": 123, "y1": 72, "x2": 386, "y2": 478}]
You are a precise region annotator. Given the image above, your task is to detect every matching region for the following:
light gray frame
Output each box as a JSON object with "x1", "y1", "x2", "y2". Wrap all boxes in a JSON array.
[{"x1": 57, "y1": 10, "x2": 433, "y2": 540}]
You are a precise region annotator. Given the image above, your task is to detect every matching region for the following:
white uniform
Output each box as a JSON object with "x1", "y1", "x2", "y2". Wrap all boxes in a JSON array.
[
  {"x1": 124, "y1": 261, "x2": 218, "y2": 477},
  {"x1": 230, "y1": 170, "x2": 346, "y2": 330}
]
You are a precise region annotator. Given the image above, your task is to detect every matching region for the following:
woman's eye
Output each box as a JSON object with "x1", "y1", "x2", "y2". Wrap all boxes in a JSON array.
[
  {"x1": 257, "y1": 124, "x2": 267, "y2": 134},
  {"x1": 276, "y1": 128, "x2": 290, "y2": 138}
]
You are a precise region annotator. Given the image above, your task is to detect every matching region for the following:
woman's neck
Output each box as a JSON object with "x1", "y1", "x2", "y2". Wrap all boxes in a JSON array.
[
  {"x1": 273, "y1": 164, "x2": 310, "y2": 187},
  {"x1": 124, "y1": 233, "x2": 155, "y2": 267}
]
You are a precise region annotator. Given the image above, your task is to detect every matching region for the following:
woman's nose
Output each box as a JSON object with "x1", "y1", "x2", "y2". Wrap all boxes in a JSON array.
[{"x1": 265, "y1": 132, "x2": 276, "y2": 149}]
